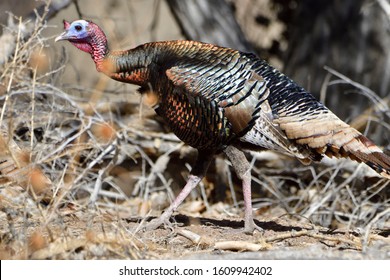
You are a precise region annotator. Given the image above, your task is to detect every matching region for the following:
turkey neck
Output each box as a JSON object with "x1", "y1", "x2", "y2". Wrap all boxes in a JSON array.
[
  {"x1": 102, "y1": 46, "x2": 154, "y2": 86},
  {"x1": 87, "y1": 30, "x2": 152, "y2": 85},
  {"x1": 80, "y1": 23, "x2": 109, "y2": 72}
]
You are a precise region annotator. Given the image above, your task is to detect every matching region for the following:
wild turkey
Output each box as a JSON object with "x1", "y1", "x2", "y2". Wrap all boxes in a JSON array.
[{"x1": 55, "y1": 19, "x2": 390, "y2": 233}]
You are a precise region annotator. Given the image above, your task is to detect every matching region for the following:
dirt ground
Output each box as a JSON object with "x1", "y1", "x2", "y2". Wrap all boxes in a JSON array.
[
  {"x1": 1, "y1": 193, "x2": 389, "y2": 259},
  {"x1": 0, "y1": 0, "x2": 389, "y2": 260}
]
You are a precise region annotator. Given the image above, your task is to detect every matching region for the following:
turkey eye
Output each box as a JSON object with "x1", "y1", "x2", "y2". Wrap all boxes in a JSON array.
[{"x1": 75, "y1": 25, "x2": 82, "y2": 31}]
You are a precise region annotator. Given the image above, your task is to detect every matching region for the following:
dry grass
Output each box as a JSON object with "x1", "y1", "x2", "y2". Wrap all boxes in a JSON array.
[{"x1": 0, "y1": 1, "x2": 389, "y2": 260}]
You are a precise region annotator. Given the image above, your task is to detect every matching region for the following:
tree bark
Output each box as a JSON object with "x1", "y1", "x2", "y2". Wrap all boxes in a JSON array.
[{"x1": 166, "y1": 0, "x2": 254, "y2": 53}]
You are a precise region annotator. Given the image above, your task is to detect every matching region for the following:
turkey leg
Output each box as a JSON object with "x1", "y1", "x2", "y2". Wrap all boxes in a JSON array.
[{"x1": 224, "y1": 145, "x2": 263, "y2": 234}]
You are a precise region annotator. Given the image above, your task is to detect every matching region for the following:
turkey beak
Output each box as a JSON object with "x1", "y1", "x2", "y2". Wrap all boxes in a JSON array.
[{"x1": 55, "y1": 31, "x2": 69, "y2": 42}]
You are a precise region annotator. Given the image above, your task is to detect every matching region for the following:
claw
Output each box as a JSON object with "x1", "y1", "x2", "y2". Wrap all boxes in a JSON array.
[
  {"x1": 243, "y1": 219, "x2": 264, "y2": 234},
  {"x1": 136, "y1": 209, "x2": 176, "y2": 232},
  {"x1": 144, "y1": 215, "x2": 172, "y2": 231}
]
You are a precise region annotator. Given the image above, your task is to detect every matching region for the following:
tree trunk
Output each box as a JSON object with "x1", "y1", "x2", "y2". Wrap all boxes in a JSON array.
[{"x1": 166, "y1": 0, "x2": 254, "y2": 52}]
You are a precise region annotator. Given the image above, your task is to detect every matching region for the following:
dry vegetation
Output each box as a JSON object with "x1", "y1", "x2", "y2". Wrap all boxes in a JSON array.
[{"x1": 0, "y1": 1, "x2": 389, "y2": 260}]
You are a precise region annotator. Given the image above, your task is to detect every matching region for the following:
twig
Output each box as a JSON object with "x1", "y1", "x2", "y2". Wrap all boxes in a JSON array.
[
  {"x1": 72, "y1": 137, "x2": 117, "y2": 186},
  {"x1": 72, "y1": 0, "x2": 83, "y2": 18},
  {"x1": 177, "y1": 229, "x2": 202, "y2": 244},
  {"x1": 0, "y1": 17, "x2": 23, "y2": 126},
  {"x1": 215, "y1": 240, "x2": 265, "y2": 252},
  {"x1": 324, "y1": 66, "x2": 389, "y2": 114},
  {"x1": 363, "y1": 207, "x2": 390, "y2": 251},
  {"x1": 378, "y1": 0, "x2": 390, "y2": 19},
  {"x1": 302, "y1": 163, "x2": 363, "y2": 219},
  {"x1": 30, "y1": 67, "x2": 37, "y2": 158}
]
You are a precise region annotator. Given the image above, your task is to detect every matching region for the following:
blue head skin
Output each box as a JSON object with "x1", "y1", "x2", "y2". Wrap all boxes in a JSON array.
[{"x1": 55, "y1": 20, "x2": 90, "y2": 43}]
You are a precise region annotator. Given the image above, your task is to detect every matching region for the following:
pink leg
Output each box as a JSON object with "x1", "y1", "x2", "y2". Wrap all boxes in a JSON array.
[
  {"x1": 224, "y1": 146, "x2": 263, "y2": 234},
  {"x1": 144, "y1": 151, "x2": 213, "y2": 231}
]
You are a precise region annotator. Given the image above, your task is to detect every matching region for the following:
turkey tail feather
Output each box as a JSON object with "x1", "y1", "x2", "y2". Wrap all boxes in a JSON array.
[
  {"x1": 341, "y1": 134, "x2": 390, "y2": 179},
  {"x1": 275, "y1": 109, "x2": 390, "y2": 179},
  {"x1": 308, "y1": 126, "x2": 390, "y2": 179}
]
